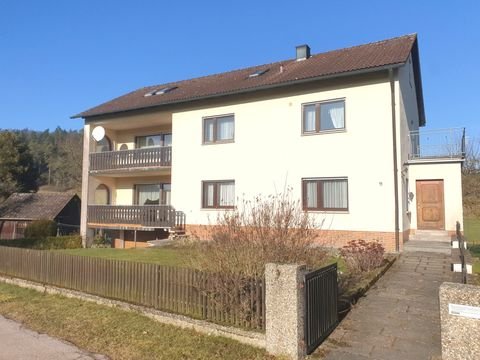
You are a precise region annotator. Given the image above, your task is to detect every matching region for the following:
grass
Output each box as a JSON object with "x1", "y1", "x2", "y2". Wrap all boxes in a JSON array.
[
  {"x1": 464, "y1": 218, "x2": 480, "y2": 274},
  {"x1": 0, "y1": 281, "x2": 273, "y2": 360},
  {"x1": 58, "y1": 247, "x2": 192, "y2": 267},
  {"x1": 58, "y1": 246, "x2": 345, "y2": 273},
  {"x1": 464, "y1": 218, "x2": 480, "y2": 245}
]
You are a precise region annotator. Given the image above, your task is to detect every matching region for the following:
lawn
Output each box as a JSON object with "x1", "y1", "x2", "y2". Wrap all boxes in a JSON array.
[
  {"x1": 58, "y1": 246, "x2": 345, "y2": 272},
  {"x1": 58, "y1": 247, "x2": 192, "y2": 267},
  {"x1": 464, "y1": 218, "x2": 480, "y2": 245},
  {"x1": 0, "y1": 282, "x2": 272, "y2": 360},
  {"x1": 464, "y1": 218, "x2": 480, "y2": 274}
]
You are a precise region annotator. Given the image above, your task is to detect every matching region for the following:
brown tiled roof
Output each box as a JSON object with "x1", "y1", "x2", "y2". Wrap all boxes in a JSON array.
[
  {"x1": 74, "y1": 34, "x2": 419, "y2": 119},
  {"x1": 0, "y1": 192, "x2": 78, "y2": 220}
]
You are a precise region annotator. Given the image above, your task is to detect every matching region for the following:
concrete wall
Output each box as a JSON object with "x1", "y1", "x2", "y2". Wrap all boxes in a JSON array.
[
  {"x1": 408, "y1": 161, "x2": 464, "y2": 232},
  {"x1": 439, "y1": 282, "x2": 480, "y2": 360}
]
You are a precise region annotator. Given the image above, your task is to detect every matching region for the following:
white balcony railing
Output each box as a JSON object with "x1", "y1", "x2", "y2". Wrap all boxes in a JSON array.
[{"x1": 408, "y1": 128, "x2": 465, "y2": 160}]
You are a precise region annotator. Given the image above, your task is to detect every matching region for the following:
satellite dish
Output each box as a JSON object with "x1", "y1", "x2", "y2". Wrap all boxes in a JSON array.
[{"x1": 92, "y1": 126, "x2": 105, "y2": 142}]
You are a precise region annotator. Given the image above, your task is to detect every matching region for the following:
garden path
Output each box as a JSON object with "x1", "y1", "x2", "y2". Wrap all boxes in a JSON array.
[{"x1": 316, "y1": 248, "x2": 453, "y2": 360}]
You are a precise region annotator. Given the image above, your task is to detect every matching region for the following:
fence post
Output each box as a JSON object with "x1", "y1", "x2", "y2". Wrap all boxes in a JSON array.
[{"x1": 265, "y1": 263, "x2": 306, "y2": 360}]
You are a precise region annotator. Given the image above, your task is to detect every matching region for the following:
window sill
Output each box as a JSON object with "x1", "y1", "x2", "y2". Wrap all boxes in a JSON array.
[
  {"x1": 302, "y1": 129, "x2": 346, "y2": 136},
  {"x1": 202, "y1": 140, "x2": 235, "y2": 145},
  {"x1": 304, "y1": 210, "x2": 349, "y2": 214}
]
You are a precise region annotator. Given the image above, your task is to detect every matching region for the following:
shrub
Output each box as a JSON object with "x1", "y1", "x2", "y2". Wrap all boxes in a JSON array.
[
  {"x1": 91, "y1": 234, "x2": 112, "y2": 248},
  {"x1": 188, "y1": 190, "x2": 329, "y2": 326},
  {"x1": 190, "y1": 190, "x2": 328, "y2": 278},
  {"x1": 339, "y1": 239, "x2": 385, "y2": 273},
  {"x1": 0, "y1": 235, "x2": 82, "y2": 249},
  {"x1": 24, "y1": 219, "x2": 57, "y2": 239},
  {"x1": 35, "y1": 235, "x2": 82, "y2": 249}
]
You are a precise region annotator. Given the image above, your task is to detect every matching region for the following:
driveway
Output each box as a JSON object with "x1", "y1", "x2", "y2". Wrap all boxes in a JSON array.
[{"x1": 0, "y1": 315, "x2": 107, "y2": 360}]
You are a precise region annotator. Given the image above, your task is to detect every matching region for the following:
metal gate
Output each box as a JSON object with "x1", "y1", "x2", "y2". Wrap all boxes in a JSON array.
[{"x1": 304, "y1": 263, "x2": 338, "y2": 354}]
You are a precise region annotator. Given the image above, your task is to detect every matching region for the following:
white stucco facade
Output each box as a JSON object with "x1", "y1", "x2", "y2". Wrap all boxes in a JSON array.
[{"x1": 171, "y1": 75, "x2": 397, "y2": 233}]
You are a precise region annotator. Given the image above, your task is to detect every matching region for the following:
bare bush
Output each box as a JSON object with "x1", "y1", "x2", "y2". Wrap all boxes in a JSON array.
[
  {"x1": 190, "y1": 191, "x2": 328, "y2": 278},
  {"x1": 339, "y1": 239, "x2": 385, "y2": 273},
  {"x1": 188, "y1": 190, "x2": 329, "y2": 326}
]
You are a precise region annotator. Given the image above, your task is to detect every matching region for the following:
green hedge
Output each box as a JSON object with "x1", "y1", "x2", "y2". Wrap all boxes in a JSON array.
[
  {"x1": 0, "y1": 235, "x2": 82, "y2": 250},
  {"x1": 24, "y1": 220, "x2": 57, "y2": 239}
]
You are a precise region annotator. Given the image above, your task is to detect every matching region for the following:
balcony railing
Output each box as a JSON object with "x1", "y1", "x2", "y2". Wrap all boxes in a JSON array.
[
  {"x1": 89, "y1": 146, "x2": 172, "y2": 172},
  {"x1": 408, "y1": 128, "x2": 465, "y2": 160},
  {"x1": 87, "y1": 205, "x2": 185, "y2": 230}
]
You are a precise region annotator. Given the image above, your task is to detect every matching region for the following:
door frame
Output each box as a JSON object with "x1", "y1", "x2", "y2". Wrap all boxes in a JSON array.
[{"x1": 416, "y1": 179, "x2": 445, "y2": 230}]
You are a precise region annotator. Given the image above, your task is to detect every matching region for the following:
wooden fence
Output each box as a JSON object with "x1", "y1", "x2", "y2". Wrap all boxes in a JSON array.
[{"x1": 0, "y1": 246, "x2": 265, "y2": 330}]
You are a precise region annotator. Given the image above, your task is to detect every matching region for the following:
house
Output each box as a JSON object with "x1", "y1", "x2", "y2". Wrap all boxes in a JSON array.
[
  {"x1": 73, "y1": 34, "x2": 465, "y2": 251},
  {"x1": 0, "y1": 192, "x2": 81, "y2": 239}
]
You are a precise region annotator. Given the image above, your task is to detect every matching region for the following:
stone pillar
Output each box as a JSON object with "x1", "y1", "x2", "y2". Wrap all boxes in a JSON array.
[
  {"x1": 439, "y1": 282, "x2": 480, "y2": 360},
  {"x1": 80, "y1": 123, "x2": 91, "y2": 248},
  {"x1": 265, "y1": 263, "x2": 306, "y2": 360}
]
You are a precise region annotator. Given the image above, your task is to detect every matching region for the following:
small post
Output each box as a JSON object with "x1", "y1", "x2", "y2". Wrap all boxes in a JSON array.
[
  {"x1": 265, "y1": 263, "x2": 306, "y2": 360},
  {"x1": 134, "y1": 230, "x2": 137, "y2": 248}
]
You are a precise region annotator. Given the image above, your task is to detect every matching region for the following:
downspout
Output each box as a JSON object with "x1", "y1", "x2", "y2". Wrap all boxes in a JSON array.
[{"x1": 389, "y1": 68, "x2": 400, "y2": 252}]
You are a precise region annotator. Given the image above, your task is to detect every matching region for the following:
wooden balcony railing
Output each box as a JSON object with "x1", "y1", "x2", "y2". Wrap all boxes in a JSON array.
[
  {"x1": 89, "y1": 146, "x2": 172, "y2": 172},
  {"x1": 87, "y1": 205, "x2": 185, "y2": 229}
]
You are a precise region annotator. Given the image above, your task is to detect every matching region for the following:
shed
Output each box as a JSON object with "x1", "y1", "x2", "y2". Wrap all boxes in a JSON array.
[{"x1": 0, "y1": 192, "x2": 81, "y2": 239}]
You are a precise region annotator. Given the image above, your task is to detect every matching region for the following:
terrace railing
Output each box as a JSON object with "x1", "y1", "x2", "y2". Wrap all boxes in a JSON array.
[
  {"x1": 87, "y1": 205, "x2": 185, "y2": 229},
  {"x1": 89, "y1": 146, "x2": 172, "y2": 172},
  {"x1": 408, "y1": 128, "x2": 465, "y2": 160}
]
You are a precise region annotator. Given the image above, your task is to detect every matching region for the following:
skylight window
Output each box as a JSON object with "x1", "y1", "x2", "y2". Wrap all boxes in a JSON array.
[
  {"x1": 248, "y1": 69, "x2": 269, "y2": 78},
  {"x1": 144, "y1": 86, "x2": 177, "y2": 97}
]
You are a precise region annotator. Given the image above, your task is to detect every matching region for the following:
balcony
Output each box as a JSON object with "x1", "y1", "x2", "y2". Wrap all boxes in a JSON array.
[
  {"x1": 89, "y1": 146, "x2": 172, "y2": 173},
  {"x1": 408, "y1": 128, "x2": 465, "y2": 160},
  {"x1": 87, "y1": 205, "x2": 185, "y2": 230}
]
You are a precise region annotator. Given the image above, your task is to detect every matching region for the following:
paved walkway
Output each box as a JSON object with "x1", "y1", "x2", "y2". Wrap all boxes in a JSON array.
[
  {"x1": 0, "y1": 315, "x2": 107, "y2": 360},
  {"x1": 318, "y1": 250, "x2": 453, "y2": 360}
]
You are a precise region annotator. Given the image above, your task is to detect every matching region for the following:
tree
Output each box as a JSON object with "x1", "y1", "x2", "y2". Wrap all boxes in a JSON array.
[
  {"x1": 463, "y1": 136, "x2": 480, "y2": 175},
  {"x1": 462, "y1": 136, "x2": 480, "y2": 217},
  {"x1": 0, "y1": 131, "x2": 37, "y2": 200},
  {"x1": 48, "y1": 128, "x2": 83, "y2": 191}
]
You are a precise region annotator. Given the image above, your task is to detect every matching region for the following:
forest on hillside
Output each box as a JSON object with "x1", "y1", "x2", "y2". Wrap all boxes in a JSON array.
[{"x1": 0, "y1": 128, "x2": 83, "y2": 201}]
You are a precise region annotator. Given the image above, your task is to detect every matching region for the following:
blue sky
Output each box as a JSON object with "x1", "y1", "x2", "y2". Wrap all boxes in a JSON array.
[{"x1": 0, "y1": 1, "x2": 479, "y2": 136}]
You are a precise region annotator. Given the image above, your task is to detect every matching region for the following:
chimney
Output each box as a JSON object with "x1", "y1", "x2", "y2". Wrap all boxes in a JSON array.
[{"x1": 296, "y1": 44, "x2": 310, "y2": 61}]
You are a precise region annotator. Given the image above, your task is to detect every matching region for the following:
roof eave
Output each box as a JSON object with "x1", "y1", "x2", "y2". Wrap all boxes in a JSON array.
[
  {"x1": 410, "y1": 38, "x2": 426, "y2": 126},
  {"x1": 73, "y1": 62, "x2": 407, "y2": 121}
]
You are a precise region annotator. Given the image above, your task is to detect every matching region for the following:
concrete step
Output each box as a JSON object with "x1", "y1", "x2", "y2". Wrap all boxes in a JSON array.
[
  {"x1": 409, "y1": 230, "x2": 452, "y2": 242},
  {"x1": 404, "y1": 240, "x2": 452, "y2": 254}
]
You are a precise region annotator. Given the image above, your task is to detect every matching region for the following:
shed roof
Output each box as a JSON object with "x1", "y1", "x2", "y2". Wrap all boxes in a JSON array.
[{"x1": 0, "y1": 192, "x2": 78, "y2": 221}]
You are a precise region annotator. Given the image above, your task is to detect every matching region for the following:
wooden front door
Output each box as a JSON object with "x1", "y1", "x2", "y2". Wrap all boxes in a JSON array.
[{"x1": 416, "y1": 180, "x2": 445, "y2": 230}]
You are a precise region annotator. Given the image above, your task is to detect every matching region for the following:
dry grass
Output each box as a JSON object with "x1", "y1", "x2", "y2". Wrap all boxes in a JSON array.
[{"x1": 0, "y1": 282, "x2": 274, "y2": 360}]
